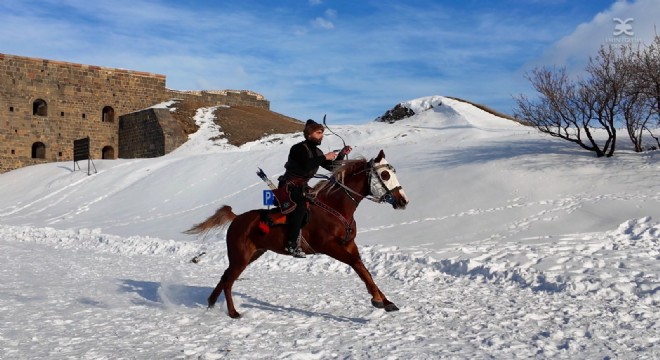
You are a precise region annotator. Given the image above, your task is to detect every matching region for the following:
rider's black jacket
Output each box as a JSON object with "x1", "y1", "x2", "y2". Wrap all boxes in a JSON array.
[{"x1": 283, "y1": 140, "x2": 345, "y2": 182}]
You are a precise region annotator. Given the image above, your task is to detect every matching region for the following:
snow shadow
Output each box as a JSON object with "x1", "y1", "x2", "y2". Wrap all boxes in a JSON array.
[
  {"x1": 78, "y1": 297, "x2": 108, "y2": 308},
  {"x1": 119, "y1": 279, "x2": 368, "y2": 321},
  {"x1": 434, "y1": 259, "x2": 566, "y2": 293},
  {"x1": 56, "y1": 165, "x2": 75, "y2": 173},
  {"x1": 407, "y1": 139, "x2": 591, "y2": 169},
  {"x1": 237, "y1": 293, "x2": 368, "y2": 324},
  {"x1": 118, "y1": 279, "x2": 211, "y2": 308}
]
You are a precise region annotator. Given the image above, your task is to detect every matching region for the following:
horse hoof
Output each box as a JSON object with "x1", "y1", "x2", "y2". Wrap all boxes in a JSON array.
[
  {"x1": 208, "y1": 295, "x2": 219, "y2": 308},
  {"x1": 371, "y1": 299, "x2": 385, "y2": 309},
  {"x1": 228, "y1": 311, "x2": 241, "y2": 319},
  {"x1": 384, "y1": 303, "x2": 399, "y2": 312}
]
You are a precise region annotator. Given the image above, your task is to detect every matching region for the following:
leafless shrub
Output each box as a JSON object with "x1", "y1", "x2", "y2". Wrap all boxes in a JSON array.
[{"x1": 514, "y1": 35, "x2": 660, "y2": 156}]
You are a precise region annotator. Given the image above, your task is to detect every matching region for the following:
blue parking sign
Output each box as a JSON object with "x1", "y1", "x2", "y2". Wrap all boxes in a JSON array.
[{"x1": 263, "y1": 190, "x2": 275, "y2": 206}]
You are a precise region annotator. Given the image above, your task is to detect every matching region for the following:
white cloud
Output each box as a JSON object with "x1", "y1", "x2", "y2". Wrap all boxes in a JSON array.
[
  {"x1": 309, "y1": 0, "x2": 323, "y2": 6},
  {"x1": 325, "y1": 9, "x2": 337, "y2": 18},
  {"x1": 533, "y1": 0, "x2": 660, "y2": 72},
  {"x1": 312, "y1": 17, "x2": 335, "y2": 30}
]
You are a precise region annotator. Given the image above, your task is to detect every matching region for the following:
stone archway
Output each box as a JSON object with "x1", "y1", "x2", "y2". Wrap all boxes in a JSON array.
[
  {"x1": 32, "y1": 142, "x2": 46, "y2": 159},
  {"x1": 102, "y1": 146, "x2": 115, "y2": 159},
  {"x1": 33, "y1": 99, "x2": 48, "y2": 116},
  {"x1": 102, "y1": 106, "x2": 115, "y2": 123}
]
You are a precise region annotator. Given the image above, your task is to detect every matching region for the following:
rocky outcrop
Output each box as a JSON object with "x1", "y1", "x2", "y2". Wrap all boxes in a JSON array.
[{"x1": 374, "y1": 103, "x2": 416, "y2": 123}]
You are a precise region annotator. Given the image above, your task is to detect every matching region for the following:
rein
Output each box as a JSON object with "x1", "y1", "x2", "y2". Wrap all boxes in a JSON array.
[
  {"x1": 314, "y1": 160, "x2": 402, "y2": 204},
  {"x1": 315, "y1": 174, "x2": 380, "y2": 204},
  {"x1": 308, "y1": 159, "x2": 400, "y2": 243}
]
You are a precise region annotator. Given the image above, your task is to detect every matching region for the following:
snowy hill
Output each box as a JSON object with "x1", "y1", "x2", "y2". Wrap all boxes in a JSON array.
[{"x1": 1, "y1": 95, "x2": 658, "y2": 359}]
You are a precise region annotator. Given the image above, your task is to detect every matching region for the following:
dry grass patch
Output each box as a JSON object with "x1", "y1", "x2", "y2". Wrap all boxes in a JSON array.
[
  {"x1": 169, "y1": 99, "x2": 206, "y2": 136},
  {"x1": 212, "y1": 106, "x2": 303, "y2": 146},
  {"x1": 167, "y1": 99, "x2": 303, "y2": 146}
]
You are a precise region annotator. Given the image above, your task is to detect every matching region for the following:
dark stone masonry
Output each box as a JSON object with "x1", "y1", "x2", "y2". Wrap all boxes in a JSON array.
[{"x1": 0, "y1": 53, "x2": 269, "y2": 173}]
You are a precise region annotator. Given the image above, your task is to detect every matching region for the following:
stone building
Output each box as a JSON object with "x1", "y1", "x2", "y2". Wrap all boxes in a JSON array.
[{"x1": 0, "y1": 53, "x2": 269, "y2": 173}]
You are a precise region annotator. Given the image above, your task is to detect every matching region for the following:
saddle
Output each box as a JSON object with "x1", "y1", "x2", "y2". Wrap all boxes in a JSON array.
[
  {"x1": 258, "y1": 208, "x2": 287, "y2": 234},
  {"x1": 272, "y1": 187, "x2": 296, "y2": 214},
  {"x1": 272, "y1": 175, "x2": 310, "y2": 215},
  {"x1": 257, "y1": 206, "x2": 310, "y2": 234}
]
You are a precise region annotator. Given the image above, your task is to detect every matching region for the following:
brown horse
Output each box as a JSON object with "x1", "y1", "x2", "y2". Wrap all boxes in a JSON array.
[{"x1": 185, "y1": 150, "x2": 409, "y2": 318}]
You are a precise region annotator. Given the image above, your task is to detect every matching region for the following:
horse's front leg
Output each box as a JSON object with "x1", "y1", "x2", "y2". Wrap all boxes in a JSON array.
[
  {"x1": 351, "y1": 260, "x2": 399, "y2": 312},
  {"x1": 331, "y1": 242, "x2": 399, "y2": 312}
]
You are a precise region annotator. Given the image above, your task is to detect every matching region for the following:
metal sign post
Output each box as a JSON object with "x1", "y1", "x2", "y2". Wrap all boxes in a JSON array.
[
  {"x1": 263, "y1": 190, "x2": 275, "y2": 206},
  {"x1": 73, "y1": 137, "x2": 97, "y2": 175}
]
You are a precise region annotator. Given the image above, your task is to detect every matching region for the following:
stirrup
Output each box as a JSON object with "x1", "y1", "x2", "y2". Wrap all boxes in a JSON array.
[{"x1": 285, "y1": 245, "x2": 306, "y2": 258}]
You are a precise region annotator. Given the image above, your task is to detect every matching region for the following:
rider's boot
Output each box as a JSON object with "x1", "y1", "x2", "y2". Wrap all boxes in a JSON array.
[{"x1": 285, "y1": 232, "x2": 306, "y2": 258}]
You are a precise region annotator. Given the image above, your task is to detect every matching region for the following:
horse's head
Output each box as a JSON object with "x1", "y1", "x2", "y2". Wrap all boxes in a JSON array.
[{"x1": 368, "y1": 150, "x2": 409, "y2": 209}]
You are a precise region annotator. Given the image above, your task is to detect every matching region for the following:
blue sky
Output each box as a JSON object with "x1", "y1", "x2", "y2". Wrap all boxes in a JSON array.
[{"x1": 1, "y1": 0, "x2": 659, "y2": 124}]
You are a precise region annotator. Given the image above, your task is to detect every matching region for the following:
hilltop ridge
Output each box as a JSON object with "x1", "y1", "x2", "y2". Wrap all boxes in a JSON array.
[{"x1": 375, "y1": 95, "x2": 521, "y2": 125}]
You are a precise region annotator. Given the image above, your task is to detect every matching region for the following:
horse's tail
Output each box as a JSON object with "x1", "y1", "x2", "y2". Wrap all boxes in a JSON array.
[{"x1": 184, "y1": 205, "x2": 237, "y2": 235}]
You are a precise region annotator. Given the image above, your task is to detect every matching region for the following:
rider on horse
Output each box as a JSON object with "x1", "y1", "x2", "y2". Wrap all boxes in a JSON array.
[{"x1": 278, "y1": 119, "x2": 352, "y2": 257}]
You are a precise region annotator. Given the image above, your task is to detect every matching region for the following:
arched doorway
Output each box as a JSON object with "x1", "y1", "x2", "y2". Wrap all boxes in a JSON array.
[
  {"x1": 102, "y1": 106, "x2": 115, "y2": 123},
  {"x1": 32, "y1": 142, "x2": 46, "y2": 159},
  {"x1": 102, "y1": 146, "x2": 115, "y2": 159},
  {"x1": 33, "y1": 99, "x2": 48, "y2": 116}
]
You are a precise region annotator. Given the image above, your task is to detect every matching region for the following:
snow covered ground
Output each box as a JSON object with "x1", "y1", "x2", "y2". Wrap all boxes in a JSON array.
[{"x1": 1, "y1": 96, "x2": 658, "y2": 359}]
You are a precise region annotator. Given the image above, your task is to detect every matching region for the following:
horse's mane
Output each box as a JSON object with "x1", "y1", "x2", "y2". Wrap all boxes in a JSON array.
[{"x1": 310, "y1": 158, "x2": 367, "y2": 196}]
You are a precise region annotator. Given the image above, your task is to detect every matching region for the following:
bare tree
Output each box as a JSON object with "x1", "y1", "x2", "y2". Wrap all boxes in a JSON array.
[
  {"x1": 514, "y1": 64, "x2": 616, "y2": 157},
  {"x1": 621, "y1": 88, "x2": 654, "y2": 152},
  {"x1": 647, "y1": 131, "x2": 660, "y2": 150},
  {"x1": 632, "y1": 35, "x2": 660, "y2": 149},
  {"x1": 640, "y1": 36, "x2": 660, "y2": 123},
  {"x1": 515, "y1": 38, "x2": 660, "y2": 156},
  {"x1": 582, "y1": 46, "x2": 634, "y2": 157}
]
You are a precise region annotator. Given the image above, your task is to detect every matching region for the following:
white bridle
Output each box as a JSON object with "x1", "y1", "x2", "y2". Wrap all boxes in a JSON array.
[{"x1": 327, "y1": 157, "x2": 405, "y2": 205}]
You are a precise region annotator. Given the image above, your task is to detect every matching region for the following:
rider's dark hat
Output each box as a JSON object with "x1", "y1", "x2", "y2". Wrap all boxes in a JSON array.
[{"x1": 304, "y1": 119, "x2": 324, "y2": 138}]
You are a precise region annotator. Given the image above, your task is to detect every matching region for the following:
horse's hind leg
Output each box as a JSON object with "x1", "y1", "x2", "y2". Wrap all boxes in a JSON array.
[
  {"x1": 208, "y1": 260, "x2": 250, "y2": 318},
  {"x1": 331, "y1": 242, "x2": 398, "y2": 312},
  {"x1": 208, "y1": 212, "x2": 266, "y2": 318},
  {"x1": 208, "y1": 247, "x2": 260, "y2": 318},
  {"x1": 248, "y1": 249, "x2": 266, "y2": 264},
  {"x1": 219, "y1": 249, "x2": 265, "y2": 318},
  {"x1": 208, "y1": 272, "x2": 227, "y2": 308}
]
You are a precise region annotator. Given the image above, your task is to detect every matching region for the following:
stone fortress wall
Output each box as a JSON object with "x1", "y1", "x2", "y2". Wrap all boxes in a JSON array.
[{"x1": 0, "y1": 53, "x2": 269, "y2": 173}]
